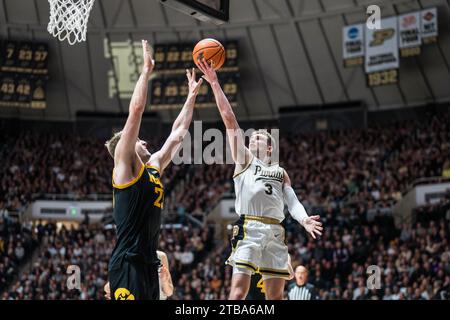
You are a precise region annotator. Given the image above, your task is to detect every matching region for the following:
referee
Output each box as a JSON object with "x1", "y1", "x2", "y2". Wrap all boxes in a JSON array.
[{"x1": 287, "y1": 265, "x2": 317, "y2": 300}]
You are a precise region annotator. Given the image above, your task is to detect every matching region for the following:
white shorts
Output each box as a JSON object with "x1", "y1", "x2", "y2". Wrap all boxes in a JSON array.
[{"x1": 226, "y1": 216, "x2": 294, "y2": 280}]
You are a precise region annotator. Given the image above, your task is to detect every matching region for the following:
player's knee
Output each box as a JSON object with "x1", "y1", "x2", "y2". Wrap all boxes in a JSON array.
[
  {"x1": 265, "y1": 292, "x2": 283, "y2": 300},
  {"x1": 229, "y1": 288, "x2": 247, "y2": 300},
  {"x1": 264, "y1": 285, "x2": 284, "y2": 300}
]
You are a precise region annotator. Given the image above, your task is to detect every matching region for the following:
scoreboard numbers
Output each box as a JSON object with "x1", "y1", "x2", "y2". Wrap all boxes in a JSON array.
[
  {"x1": 1, "y1": 41, "x2": 17, "y2": 72},
  {"x1": 149, "y1": 41, "x2": 239, "y2": 109},
  {"x1": 0, "y1": 77, "x2": 17, "y2": 107},
  {"x1": 33, "y1": 43, "x2": 49, "y2": 75},
  {"x1": 0, "y1": 40, "x2": 49, "y2": 109}
]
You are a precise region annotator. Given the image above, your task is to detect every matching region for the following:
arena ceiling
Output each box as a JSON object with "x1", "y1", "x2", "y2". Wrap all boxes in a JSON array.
[{"x1": 0, "y1": 0, "x2": 449, "y2": 122}]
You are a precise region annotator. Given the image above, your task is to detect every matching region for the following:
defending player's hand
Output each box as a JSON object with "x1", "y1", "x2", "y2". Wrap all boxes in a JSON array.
[
  {"x1": 142, "y1": 39, "x2": 155, "y2": 75},
  {"x1": 160, "y1": 265, "x2": 170, "y2": 282},
  {"x1": 104, "y1": 281, "x2": 111, "y2": 300},
  {"x1": 302, "y1": 215, "x2": 323, "y2": 239},
  {"x1": 197, "y1": 58, "x2": 219, "y2": 84},
  {"x1": 186, "y1": 68, "x2": 203, "y2": 96}
]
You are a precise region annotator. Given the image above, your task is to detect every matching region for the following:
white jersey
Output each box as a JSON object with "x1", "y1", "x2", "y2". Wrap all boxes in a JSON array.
[{"x1": 233, "y1": 155, "x2": 285, "y2": 222}]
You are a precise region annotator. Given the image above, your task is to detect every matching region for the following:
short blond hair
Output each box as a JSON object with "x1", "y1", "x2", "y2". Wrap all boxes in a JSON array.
[
  {"x1": 105, "y1": 131, "x2": 122, "y2": 158},
  {"x1": 253, "y1": 129, "x2": 276, "y2": 150}
]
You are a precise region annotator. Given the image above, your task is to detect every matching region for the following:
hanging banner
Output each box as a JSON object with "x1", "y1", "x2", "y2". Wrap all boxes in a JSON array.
[
  {"x1": 365, "y1": 16, "x2": 399, "y2": 86},
  {"x1": 398, "y1": 12, "x2": 421, "y2": 57},
  {"x1": 421, "y1": 7, "x2": 438, "y2": 44},
  {"x1": 342, "y1": 24, "x2": 364, "y2": 67}
]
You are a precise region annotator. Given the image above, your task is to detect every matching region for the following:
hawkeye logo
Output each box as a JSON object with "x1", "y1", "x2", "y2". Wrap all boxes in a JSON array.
[
  {"x1": 114, "y1": 288, "x2": 135, "y2": 300},
  {"x1": 370, "y1": 29, "x2": 395, "y2": 46}
]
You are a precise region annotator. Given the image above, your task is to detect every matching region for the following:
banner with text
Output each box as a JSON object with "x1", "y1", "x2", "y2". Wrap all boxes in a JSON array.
[
  {"x1": 398, "y1": 11, "x2": 421, "y2": 57},
  {"x1": 342, "y1": 24, "x2": 364, "y2": 67}
]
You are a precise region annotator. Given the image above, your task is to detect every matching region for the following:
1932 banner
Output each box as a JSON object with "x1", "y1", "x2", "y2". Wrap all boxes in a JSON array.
[{"x1": 365, "y1": 16, "x2": 399, "y2": 86}]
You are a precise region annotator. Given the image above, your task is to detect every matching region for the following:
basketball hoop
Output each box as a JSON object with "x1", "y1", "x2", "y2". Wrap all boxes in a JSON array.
[{"x1": 47, "y1": 0, "x2": 95, "y2": 45}]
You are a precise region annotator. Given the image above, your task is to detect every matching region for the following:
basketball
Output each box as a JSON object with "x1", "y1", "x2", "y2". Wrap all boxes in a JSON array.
[{"x1": 192, "y1": 38, "x2": 225, "y2": 70}]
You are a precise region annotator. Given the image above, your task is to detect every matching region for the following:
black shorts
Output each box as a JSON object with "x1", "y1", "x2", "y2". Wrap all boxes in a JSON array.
[{"x1": 109, "y1": 256, "x2": 160, "y2": 300}]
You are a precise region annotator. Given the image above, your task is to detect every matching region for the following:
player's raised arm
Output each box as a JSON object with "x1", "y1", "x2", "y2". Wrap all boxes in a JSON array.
[
  {"x1": 283, "y1": 170, "x2": 323, "y2": 239},
  {"x1": 114, "y1": 40, "x2": 154, "y2": 168},
  {"x1": 149, "y1": 68, "x2": 202, "y2": 174},
  {"x1": 197, "y1": 58, "x2": 251, "y2": 169}
]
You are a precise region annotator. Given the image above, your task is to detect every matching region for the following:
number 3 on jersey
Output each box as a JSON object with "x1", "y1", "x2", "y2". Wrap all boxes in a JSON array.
[
  {"x1": 264, "y1": 183, "x2": 273, "y2": 195},
  {"x1": 154, "y1": 187, "x2": 164, "y2": 208}
]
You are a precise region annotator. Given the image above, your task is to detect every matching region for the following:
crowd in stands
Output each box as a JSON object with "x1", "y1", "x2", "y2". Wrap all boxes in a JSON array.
[
  {"x1": 1, "y1": 220, "x2": 215, "y2": 300},
  {"x1": 176, "y1": 193, "x2": 449, "y2": 300},
  {"x1": 166, "y1": 111, "x2": 450, "y2": 221},
  {"x1": 0, "y1": 132, "x2": 112, "y2": 213},
  {"x1": 1, "y1": 110, "x2": 448, "y2": 218},
  {"x1": 2, "y1": 198, "x2": 448, "y2": 300},
  {"x1": 284, "y1": 193, "x2": 449, "y2": 300},
  {"x1": 0, "y1": 109, "x2": 449, "y2": 299},
  {"x1": 0, "y1": 214, "x2": 39, "y2": 295},
  {"x1": 0, "y1": 130, "x2": 182, "y2": 213}
]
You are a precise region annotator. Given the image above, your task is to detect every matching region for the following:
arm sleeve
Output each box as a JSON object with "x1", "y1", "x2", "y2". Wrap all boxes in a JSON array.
[{"x1": 283, "y1": 185, "x2": 308, "y2": 226}]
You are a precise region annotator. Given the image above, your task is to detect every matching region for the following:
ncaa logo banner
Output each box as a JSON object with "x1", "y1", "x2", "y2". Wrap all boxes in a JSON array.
[
  {"x1": 365, "y1": 16, "x2": 399, "y2": 74},
  {"x1": 421, "y1": 7, "x2": 438, "y2": 44},
  {"x1": 342, "y1": 24, "x2": 364, "y2": 67},
  {"x1": 398, "y1": 12, "x2": 421, "y2": 57}
]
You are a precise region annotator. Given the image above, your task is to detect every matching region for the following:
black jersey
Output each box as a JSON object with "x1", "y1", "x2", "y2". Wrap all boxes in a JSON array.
[
  {"x1": 109, "y1": 164, "x2": 164, "y2": 270},
  {"x1": 247, "y1": 273, "x2": 266, "y2": 300}
]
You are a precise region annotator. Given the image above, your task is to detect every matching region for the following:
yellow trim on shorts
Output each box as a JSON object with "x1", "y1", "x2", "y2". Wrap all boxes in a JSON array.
[
  {"x1": 259, "y1": 267, "x2": 291, "y2": 277},
  {"x1": 233, "y1": 155, "x2": 254, "y2": 178},
  {"x1": 235, "y1": 260, "x2": 258, "y2": 272},
  {"x1": 112, "y1": 164, "x2": 145, "y2": 189},
  {"x1": 243, "y1": 215, "x2": 281, "y2": 225},
  {"x1": 243, "y1": 218, "x2": 248, "y2": 239},
  {"x1": 234, "y1": 263, "x2": 256, "y2": 273}
]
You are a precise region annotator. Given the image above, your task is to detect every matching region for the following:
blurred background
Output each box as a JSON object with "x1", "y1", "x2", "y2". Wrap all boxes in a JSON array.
[{"x1": 0, "y1": 0, "x2": 449, "y2": 300}]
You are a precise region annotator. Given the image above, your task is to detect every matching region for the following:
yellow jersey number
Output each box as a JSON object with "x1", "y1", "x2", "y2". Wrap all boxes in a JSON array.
[
  {"x1": 154, "y1": 187, "x2": 164, "y2": 208},
  {"x1": 256, "y1": 279, "x2": 266, "y2": 294}
]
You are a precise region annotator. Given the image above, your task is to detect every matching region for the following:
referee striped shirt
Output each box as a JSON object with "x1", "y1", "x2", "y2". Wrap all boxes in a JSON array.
[{"x1": 287, "y1": 283, "x2": 316, "y2": 300}]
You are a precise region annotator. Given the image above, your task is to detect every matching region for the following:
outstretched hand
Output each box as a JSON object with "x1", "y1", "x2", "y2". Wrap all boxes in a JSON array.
[
  {"x1": 160, "y1": 265, "x2": 170, "y2": 282},
  {"x1": 104, "y1": 282, "x2": 111, "y2": 300},
  {"x1": 196, "y1": 58, "x2": 218, "y2": 84},
  {"x1": 186, "y1": 68, "x2": 203, "y2": 96},
  {"x1": 302, "y1": 215, "x2": 323, "y2": 239},
  {"x1": 142, "y1": 40, "x2": 155, "y2": 75}
]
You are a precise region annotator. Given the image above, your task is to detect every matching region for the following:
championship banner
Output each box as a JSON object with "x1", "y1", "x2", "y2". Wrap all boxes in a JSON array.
[
  {"x1": 342, "y1": 24, "x2": 364, "y2": 67},
  {"x1": 398, "y1": 12, "x2": 421, "y2": 57},
  {"x1": 365, "y1": 16, "x2": 399, "y2": 87},
  {"x1": 421, "y1": 7, "x2": 438, "y2": 44}
]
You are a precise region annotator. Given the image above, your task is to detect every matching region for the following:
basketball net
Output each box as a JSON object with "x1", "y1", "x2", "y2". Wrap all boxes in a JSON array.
[{"x1": 47, "y1": 0, "x2": 95, "y2": 45}]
